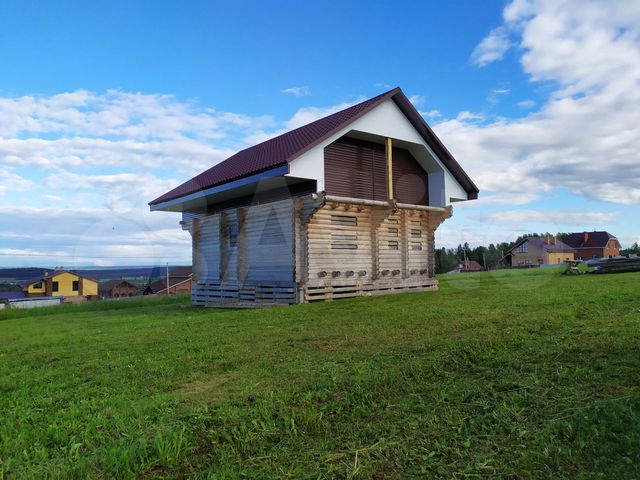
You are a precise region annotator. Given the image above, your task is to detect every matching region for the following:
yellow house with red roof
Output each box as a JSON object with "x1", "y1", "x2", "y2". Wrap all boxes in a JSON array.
[{"x1": 24, "y1": 271, "x2": 98, "y2": 300}]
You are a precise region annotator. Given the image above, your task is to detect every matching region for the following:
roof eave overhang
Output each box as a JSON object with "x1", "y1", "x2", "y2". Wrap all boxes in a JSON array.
[
  {"x1": 389, "y1": 91, "x2": 479, "y2": 199},
  {"x1": 150, "y1": 165, "x2": 290, "y2": 212}
]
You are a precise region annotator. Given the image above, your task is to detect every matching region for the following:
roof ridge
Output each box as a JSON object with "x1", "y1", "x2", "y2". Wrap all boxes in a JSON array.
[
  {"x1": 225, "y1": 89, "x2": 397, "y2": 160},
  {"x1": 150, "y1": 86, "x2": 478, "y2": 206}
]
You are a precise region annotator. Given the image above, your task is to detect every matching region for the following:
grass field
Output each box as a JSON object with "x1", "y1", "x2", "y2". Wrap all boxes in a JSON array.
[{"x1": 1, "y1": 268, "x2": 639, "y2": 479}]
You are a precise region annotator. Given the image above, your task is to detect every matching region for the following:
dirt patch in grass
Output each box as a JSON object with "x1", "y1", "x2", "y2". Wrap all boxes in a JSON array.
[{"x1": 174, "y1": 372, "x2": 245, "y2": 405}]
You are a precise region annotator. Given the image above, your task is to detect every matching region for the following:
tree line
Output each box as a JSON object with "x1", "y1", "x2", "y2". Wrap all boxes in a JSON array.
[
  {"x1": 434, "y1": 232, "x2": 637, "y2": 274},
  {"x1": 621, "y1": 242, "x2": 640, "y2": 256}
]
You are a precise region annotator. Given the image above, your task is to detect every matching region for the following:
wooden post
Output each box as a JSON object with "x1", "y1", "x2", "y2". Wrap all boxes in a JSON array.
[
  {"x1": 237, "y1": 208, "x2": 247, "y2": 282},
  {"x1": 370, "y1": 207, "x2": 388, "y2": 281},
  {"x1": 386, "y1": 137, "x2": 394, "y2": 200},
  {"x1": 220, "y1": 212, "x2": 229, "y2": 283},
  {"x1": 192, "y1": 218, "x2": 201, "y2": 281},
  {"x1": 400, "y1": 209, "x2": 408, "y2": 278}
]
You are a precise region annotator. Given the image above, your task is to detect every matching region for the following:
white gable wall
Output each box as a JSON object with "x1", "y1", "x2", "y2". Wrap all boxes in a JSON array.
[{"x1": 287, "y1": 99, "x2": 469, "y2": 206}]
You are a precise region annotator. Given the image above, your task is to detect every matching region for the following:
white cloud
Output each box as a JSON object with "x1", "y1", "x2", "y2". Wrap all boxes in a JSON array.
[
  {"x1": 281, "y1": 86, "x2": 311, "y2": 97},
  {"x1": 483, "y1": 209, "x2": 619, "y2": 228},
  {"x1": 455, "y1": 111, "x2": 485, "y2": 122},
  {"x1": 454, "y1": 192, "x2": 541, "y2": 208},
  {"x1": 42, "y1": 171, "x2": 181, "y2": 211},
  {"x1": 442, "y1": 0, "x2": 640, "y2": 206},
  {"x1": 285, "y1": 100, "x2": 360, "y2": 130},
  {"x1": 420, "y1": 109, "x2": 441, "y2": 119},
  {"x1": 0, "y1": 171, "x2": 32, "y2": 196},
  {"x1": 408, "y1": 94, "x2": 426, "y2": 106},
  {"x1": 1, "y1": 136, "x2": 236, "y2": 176},
  {"x1": 0, "y1": 90, "x2": 278, "y2": 179},
  {"x1": 471, "y1": 26, "x2": 512, "y2": 66},
  {"x1": 487, "y1": 87, "x2": 511, "y2": 104},
  {"x1": 244, "y1": 99, "x2": 362, "y2": 145},
  {"x1": 0, "y1": 206, "x2": 191, "y2": 267},
  {"x1": 0, "y1": 89, "x2": 374, "y2": 265},
  {"x1": 0, "y1": 90, "x2": 267, "y2": 140},
  {"x1": 516, "y1": 99, "x2": 536, "y2": 109}
]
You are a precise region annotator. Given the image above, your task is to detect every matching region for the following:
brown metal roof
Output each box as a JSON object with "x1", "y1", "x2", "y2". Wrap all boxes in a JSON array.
[
  {"x1": 510, "y1": 236, "x2": 575, "y2": 254},
  {"x1": 150, "y1": 87, "x2": 479, "y2": 206},
  {"x1": 22, "y1": 270, "x2": 99, "y2": 288},
  {"x1": 458, "y1": 260, "x2": 483, "y2": 271},
  {"x1": 564, "y1": 231, "x2": 616, "y2": 249},
  {"x1": 100, "y1": 279, "x2": 138, "y2": 292}
]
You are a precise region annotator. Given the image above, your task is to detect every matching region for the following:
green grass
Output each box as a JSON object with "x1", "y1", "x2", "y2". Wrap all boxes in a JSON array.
[{"x1": 1, "y1": 268, "x2": 639, "y2": 479}]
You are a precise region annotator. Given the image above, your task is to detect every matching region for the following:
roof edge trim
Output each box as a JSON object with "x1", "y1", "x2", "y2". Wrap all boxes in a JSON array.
[{"x1": 150, "y1": 164, "x2": 289, "y2": 210}]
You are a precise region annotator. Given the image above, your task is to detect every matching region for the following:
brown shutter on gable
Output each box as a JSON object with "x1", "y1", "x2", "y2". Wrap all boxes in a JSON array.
[
  {"x1": 324, "y1": 137, "x2": 387, "y2": 201},
  {"x1": 392, "y1": 147, "x2": 429, "y2": 205}
]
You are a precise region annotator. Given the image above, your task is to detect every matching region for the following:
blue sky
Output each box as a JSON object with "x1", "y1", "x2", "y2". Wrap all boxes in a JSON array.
[{"x1": 1, "y1": 0, "x2": 639, "y2": 267}]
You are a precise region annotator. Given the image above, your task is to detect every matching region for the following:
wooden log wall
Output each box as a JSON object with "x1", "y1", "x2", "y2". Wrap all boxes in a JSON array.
[
  {"x1": 301, "y1": 200, "x2": 452, "y2": 302},
  {"x1": 193, "y1": 215, "x2": 221, "y2": 282},
  {"x1": 188, "y1": 199, "x2": 298, "y2": 306},
  {"x1": 406, "y1": 212, "x2": 429, "y2": 276},
  {"x1": 306, "y1": 204, "x2": 374, "y2": 283},
  {"x1": 182, "y1": 197, "x2": 451, "y2": 306},
  {"x1": 241, "y1": 201, "x2": 295, "y2": 282},
  {"x1": 373, "y1": 209, "x2": 401, "y2": 279}
]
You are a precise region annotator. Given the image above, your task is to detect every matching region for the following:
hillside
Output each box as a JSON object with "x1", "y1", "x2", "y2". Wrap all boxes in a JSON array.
[
  {"x1": 0, "y1": 266, "x2": 191, "y2": 283},
  {"x1": 1, "y1": 269, "x2": 639, "y2": 478}
]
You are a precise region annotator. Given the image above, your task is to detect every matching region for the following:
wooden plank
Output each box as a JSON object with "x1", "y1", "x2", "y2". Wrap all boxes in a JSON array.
[
  {"x1": 386, "y1": 137, "x2": 394, "y2": 200},
  {"x1": 237, "y1": 207, "x2": 247, "y2": 282}
]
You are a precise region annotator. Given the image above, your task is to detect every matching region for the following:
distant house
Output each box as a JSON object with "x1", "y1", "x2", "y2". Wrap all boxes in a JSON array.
[
  {"x1": 564, "y1": 231, "x2": 620, "y2": 260},
  {"x1": 143, "y1": 272, "x2": 193, "y2": 296},
  {"x1": 23, "y1": 270, "x2": 99, "y2": 301},
  {"x1": 449, "y1": 260, "x2": 483, "y2": 273},
  {"x1": 506, "y1": 236, "x2": 575, "y2": 268},
  {"x1": 100, "y1": 280, "x2": 139, "y2": 299}
]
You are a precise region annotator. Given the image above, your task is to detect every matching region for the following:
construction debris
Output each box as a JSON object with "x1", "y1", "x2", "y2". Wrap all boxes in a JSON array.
[{"x1": 589, "y1": 256, "x2": 640, "y2": 274}]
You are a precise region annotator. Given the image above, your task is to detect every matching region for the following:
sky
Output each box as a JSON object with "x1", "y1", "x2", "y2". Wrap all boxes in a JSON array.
[{"x1": 0, "y1": 0, "x2": 639, "y2": 267}]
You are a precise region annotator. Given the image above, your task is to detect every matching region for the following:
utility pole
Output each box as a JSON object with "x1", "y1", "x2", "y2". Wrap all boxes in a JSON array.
[{"x1": 166, "y1": 262, "x2": 170, "y2": 296}]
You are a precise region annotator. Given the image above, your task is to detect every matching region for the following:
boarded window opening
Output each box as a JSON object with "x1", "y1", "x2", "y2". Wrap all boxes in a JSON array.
[
  {"x1": 388, "y1": 240, "x2": 399, "y2": 250},
  {"x1": 388, "y1": 227, "x2": 398, "y2": 236},
  {"x1": 331, "y1": 233, "x2": 358, "y2": 250},
  {"x1": 331, "y1": 214, "x2": 357, "y2": 227},
  {"x1": 411, "y1": 229, "x2": 422, "y2": 238},
  {"x1": 324, "y1": 137, "x2": 387, "y2": 201},
  {"x1": 411, "y1": 242, "x2": 423, "y2": 251},
  {"x1": 393, "y1": 148, "x2": 429, "y2": 205}
]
